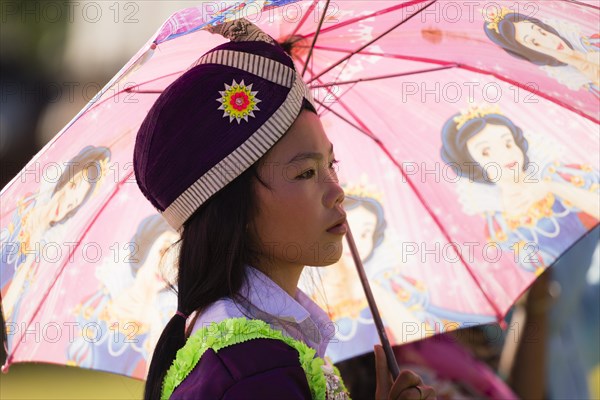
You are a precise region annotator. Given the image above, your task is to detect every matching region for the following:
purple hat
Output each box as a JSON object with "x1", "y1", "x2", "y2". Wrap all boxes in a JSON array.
[{"x1": 134, "y1": 19, "x2": 316, "y2": 231}]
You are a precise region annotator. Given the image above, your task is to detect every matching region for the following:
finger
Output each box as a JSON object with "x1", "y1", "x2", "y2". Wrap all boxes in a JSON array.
[
  {"x1": 392, "y1": 386, "x2": 421, "y2": 400},
  {"x1": 395, "y1": 385, "x2": 436, "y2": 400},
  {"x1": 374, "y1": 345, "x2": 392, "y2": 400},
  {"x1": 389, "y1": 370, "x2": 423, "y2": 400},
  {"x1": 420, "y1": 385, "x2": 436, "y2": 399}
]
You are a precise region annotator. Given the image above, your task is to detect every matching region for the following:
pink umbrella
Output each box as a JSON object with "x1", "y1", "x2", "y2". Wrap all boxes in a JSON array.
[
  {"x1": 1, "y1": 0, "x2": 598, "y2": 381},
  {"x1": 259, "y1": 0, "x2": 600, "y2": 364},
  {"x1": 0, "y1": 0, "x2": 303, "y2": 378},
  {"x1": 220, "y1": 0, "x2": 598, "y2": 367}
]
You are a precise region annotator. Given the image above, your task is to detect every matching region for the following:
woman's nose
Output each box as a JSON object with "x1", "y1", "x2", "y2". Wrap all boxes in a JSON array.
[{"x1": 324, "y1": 175, "x2": 345, "y2": 208}]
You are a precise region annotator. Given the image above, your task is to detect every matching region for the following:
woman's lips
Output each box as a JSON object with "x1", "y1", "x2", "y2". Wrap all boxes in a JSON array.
[
  {"x1": 557, "y1": 43, "x2": 564, "y2": 51},
  {"x1": 505, "y1": 161, "x2": 517, "y2": 169},
  {"x1": 327, "y1": 222, "x2": 348, "y2": 235}
]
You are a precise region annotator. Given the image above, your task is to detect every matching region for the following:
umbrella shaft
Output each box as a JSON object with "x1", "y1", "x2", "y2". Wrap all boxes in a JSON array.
[{"x1": 345, "y1": 224, "x2": 400, "y2": 379}]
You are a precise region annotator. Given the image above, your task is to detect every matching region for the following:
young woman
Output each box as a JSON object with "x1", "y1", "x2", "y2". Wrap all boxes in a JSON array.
[{"x1": 133, "y1": 19, "x2": 435, "y2": 400}]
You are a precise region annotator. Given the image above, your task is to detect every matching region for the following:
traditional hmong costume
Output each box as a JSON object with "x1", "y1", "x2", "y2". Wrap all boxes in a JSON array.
[{"x1": 133, "y1": 18, "x2": 351, "y2": 399}]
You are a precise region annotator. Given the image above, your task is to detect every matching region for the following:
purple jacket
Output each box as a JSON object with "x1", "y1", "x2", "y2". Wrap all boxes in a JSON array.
[
  {"x1": 166, "y1": 266, "x2": 346, "y2": 399},
  {"x1": 170, "y1": 338, "x2": 312, "y2": 399}
]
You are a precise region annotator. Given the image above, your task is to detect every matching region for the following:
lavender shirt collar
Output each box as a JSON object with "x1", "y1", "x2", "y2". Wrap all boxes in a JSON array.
[{"x1": 190, "y1": 265, "x2": 335, "y2": 358}]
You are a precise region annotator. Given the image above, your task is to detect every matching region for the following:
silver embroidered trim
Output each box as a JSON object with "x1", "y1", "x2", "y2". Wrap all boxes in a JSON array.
[{"x1": 322, "y1": 363, "x2": 351, "y2": 400}]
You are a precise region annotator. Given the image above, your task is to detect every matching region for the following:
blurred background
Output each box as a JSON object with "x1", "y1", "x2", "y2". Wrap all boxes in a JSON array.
[
  {"x1": 0, "y1": 1, "x2": 196, "y2": 398},
  {"x1": 1, "y1": 1, "x2": 599, "y2": 399}
]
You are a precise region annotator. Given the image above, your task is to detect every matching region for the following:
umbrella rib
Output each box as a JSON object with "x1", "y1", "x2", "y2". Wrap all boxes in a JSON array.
[
  {"x1": 311, "y1": 45, "x2": 600, "y2": 124},
  {"x1": 311, "y1": 65, "x2": 458, "y2": 88},
  {"x1": 311, "y1": 45, "x2": 465, "y2": 68},
  {"x1": 312, "y1": 45, "x2": 456, "y2": 66},
  {"x1": 307, "y1": 63, "x2": 375, "y2": 134},
  {"x1": 307, "y1": 62, "x2": 369, "y2": 118},
  {"x1": 308, "y1": 0, "x2": 437, "y2": 84},
  {"x1": 0, "y1": 69, "x2": 183, "y2": 197},
  {"x1": 562, "y1": 0, "x2": 600, "y2": 10},
  {"x1": 458, "y1": 63, "x2": 600, "y2": 125},
  {"x1": 126, "y1": 89, "x2": 164, "y2": 93},
  {"x1": 302, "y1": 0, "x2": 430, "y2": 38},
  {"x1": 314, "y1": 98, "x2": 372, "y2": 137},
  {"x1": 290, "y1": 0, "x2": 319, "y2": 38},
  {"x1": 4, "y1": 171, "x2": 136, "y2": 368},
  {"x1": 315, "y1": 93, "x2": 505, "y2": 321},
  {"x1": 301, "y1": 0, "x2": 331, "y2": 78}
]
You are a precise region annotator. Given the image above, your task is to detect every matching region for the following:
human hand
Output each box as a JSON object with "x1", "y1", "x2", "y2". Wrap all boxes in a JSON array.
[
  {"x1": 524, "y1": 267, "x2": 555, "y2": 317},
  {"x1": 374, "y1": 345, "x2": 436, "y2": 400}
]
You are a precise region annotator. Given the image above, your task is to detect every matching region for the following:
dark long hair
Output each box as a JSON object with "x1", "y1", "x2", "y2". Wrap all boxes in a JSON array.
[{"x1": 144, "y1": 99, "x2": 317, "y2": 400}]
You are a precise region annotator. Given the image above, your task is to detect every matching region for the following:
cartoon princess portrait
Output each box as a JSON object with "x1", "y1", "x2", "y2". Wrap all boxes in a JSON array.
[
  {"x1": 323, "y1": 185, "x2": 387, "y2": 303},
  {"x1": 1, "y1": 145, "x2": 111, "y2": 322},
  {"x1": 314, "y1": 184, "x2": 493, "y2": 361},
  {"x1": 310, "y1": 186, "x2": 408, "y2": 360},
  {"x1": 483, "y1": 8, "x2": 599, "y2": 98},
  {"x1": 440, "y1": 104, "x2": 599, "y2": 273},
  {"x1": 66, "y1": 214, "x2": 179, "y2": 376}
]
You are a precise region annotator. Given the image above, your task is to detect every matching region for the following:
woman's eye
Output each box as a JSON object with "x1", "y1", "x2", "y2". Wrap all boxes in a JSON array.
[
  {"x1": 532, "y1": 39, "x2": 540, "y2": 47},
  {"x1": 506, "y1": 141, "x2": 513, "y2": 148},
  {"x1": 482, "y1": 149, "x2": 490, "y2": 157},
  {"x1": 538, "y1": 28, "x2": 546, "y2": 36},
  {"x1": 297, "y1": 160, "x2": 340, "y2": 180},
  {"x1": 297, "y1": 169, "x2": 316, "y2": 180}
]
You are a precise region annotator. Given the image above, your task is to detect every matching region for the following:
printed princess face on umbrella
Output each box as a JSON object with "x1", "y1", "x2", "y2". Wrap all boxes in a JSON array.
[
  {"x1": 13, "y1": 146, "x2": 109, "y2": 239},
  {"x1": 316, "y1": 184, "x2": 494, "y2": 359},
  {"x1": 440, "y1": 104, "x2": 599, "y2": 273},
  {"x1": 47, "y1": 166, "x2": 97, "y2": 226},
  {"x1": 341, "y1": 191, "x2": 385, "y2": 264},
  {"x1": 310, "y1": 186, "x2": 392, "y2": 357},
  {"x1": 1, "y1": 145, "x2": 111, "y2": 322},
  {"x1": 67, "y1": 214, "x2": 179, "y2": 377},
  {"x1": 316, "y1": 185, "x2": 386, "y2": 313},
  {"x1": 465, "y1": 122, "x2": 526, "y2": 183},
  {"x1": 131, "y1": 229, "x2": 179, "y2": 295},
  {"x1": 483, "y1": 8, "x2": 600, "y2": 98}
]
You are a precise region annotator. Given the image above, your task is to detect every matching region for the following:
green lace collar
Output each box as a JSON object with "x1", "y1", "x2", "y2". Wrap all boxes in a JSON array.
[{"x1": 161, "y1": 317, "x2": 349, "y2": 399}]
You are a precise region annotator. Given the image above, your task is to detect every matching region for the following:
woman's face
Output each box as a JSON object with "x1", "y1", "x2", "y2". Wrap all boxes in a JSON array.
[
  {"x1": 50, "y1": 168, "x2": 92, "y2": 224},
  {"x1": 513, "y1": 21, "x2": 570, "y2": 59},
  {"x1": 342, "y1": 205, "x2": 377, "y2": 261},
  {"x1": 252, "y1": 110, "x2": 346, "y2": 268},
  {"x1": 466, "y1": 123, "x2": 525, "y2": 181}
]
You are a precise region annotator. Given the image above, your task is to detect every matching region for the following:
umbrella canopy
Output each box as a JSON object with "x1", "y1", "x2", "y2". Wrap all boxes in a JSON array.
[
  {"x1": 0, "y1": 0, "x2": 301, "y2": 378},
  {"x1": 255, "y1": 0, "x2": 600, "y2": 362},
  {"x1": 1, "y1": 0, "x2": 598, "y2": 379}
]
